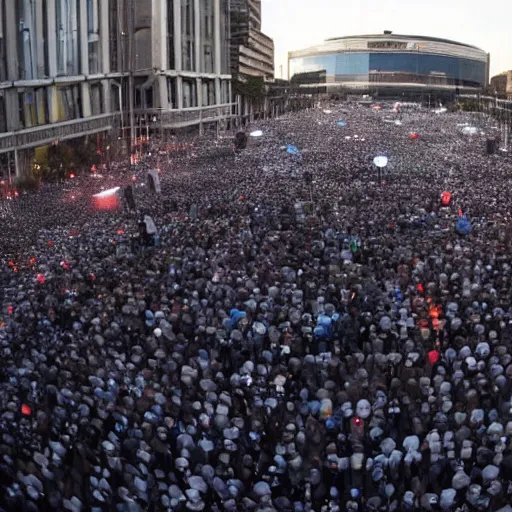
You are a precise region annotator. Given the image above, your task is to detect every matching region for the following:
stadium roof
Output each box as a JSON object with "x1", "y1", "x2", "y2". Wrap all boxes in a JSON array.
[{"x1": 324, "y1": 33, "x2": 485, "y2": 52}]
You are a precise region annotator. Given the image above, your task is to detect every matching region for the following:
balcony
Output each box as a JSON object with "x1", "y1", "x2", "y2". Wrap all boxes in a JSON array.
[
  {"x1": 0, "y1": 114, "x2": 115, "y2": 154},
  {"x1": 238, "y1": 53, "x2": 274, "y2": 78},
  {"x1": 136, "y1": 104, "x2": 237, "y2": 129}
]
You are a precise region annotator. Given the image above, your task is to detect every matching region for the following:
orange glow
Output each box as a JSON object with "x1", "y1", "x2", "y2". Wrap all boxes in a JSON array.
[
  {"x1": 29, "y1": 257, "x2": 36, "y2": 265},
  {"x1": 429, "y1": 305, "x2": 441, "y2": 319},
  {"x1": 69, "y1": 173, "x2": 75, "y2": 179},
  {"x1": 21, "y1": 404, "x2": 32, "y2": 416},
  {"x1": 47, "y1": 241, "x2": 54, "y2": 246},
  {"x1": 8, "y1": 260, "x2": 14, "y2": 267}
]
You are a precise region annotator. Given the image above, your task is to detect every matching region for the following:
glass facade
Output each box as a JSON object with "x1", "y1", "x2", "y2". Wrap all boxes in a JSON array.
[
  {"x1": 200, "y1": 0, "x2": 214, "y2": 73},
  {"x1": 219, "y1": 0, "x2": 230, "y2": 75},
  {"x1": 290, "y1": 52, "x2": 487, "y2": 88},
  {"x1": 181, "y1": 0, "x2": 195, "y2": 71}
]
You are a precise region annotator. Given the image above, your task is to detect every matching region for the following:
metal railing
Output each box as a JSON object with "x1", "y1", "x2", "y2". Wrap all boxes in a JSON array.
[
  {"x1": 0, "y1": 114, "x2": 114, "y2": 154},
  {"x1": 134, "y1": 103, "x2": 237, "y2": 128}
]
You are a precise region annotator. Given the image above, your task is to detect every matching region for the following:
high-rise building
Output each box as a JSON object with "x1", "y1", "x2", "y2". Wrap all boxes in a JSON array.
[
  {"x1": 0, "y1": 0, "x2": 233, "y2": 178},
  {"x1": 230, "y1": 0, "x2": 274, "y2": 79}
]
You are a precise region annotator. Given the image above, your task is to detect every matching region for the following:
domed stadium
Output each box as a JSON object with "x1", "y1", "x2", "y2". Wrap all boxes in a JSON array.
[{"x1": 288, "y1": 32, "x2": 489, "y2": 97}]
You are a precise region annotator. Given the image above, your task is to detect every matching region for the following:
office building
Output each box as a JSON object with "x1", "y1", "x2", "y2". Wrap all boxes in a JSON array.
[
  {"x1": 230, "y1": 0, "x2": 274, "y2": 79},
  {"x1": 0, "y1": 0, "x2": 233, "y2": 178}
]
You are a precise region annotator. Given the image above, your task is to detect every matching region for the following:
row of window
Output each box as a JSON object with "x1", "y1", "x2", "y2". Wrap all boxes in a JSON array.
[
  {"x1": 289, "y1": 53, "x2": 487, "y2": 87},
  {"x1": 0, "y1": 77, "x2": 231, "y2": 132},
  {"x1": 0, "y1": 0, "x2": 231, "y2": 81}
]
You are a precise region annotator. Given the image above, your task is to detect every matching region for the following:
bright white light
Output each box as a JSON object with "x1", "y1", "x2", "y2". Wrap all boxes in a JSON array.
[
  {"x1": 250, "y1": 130, "x2": 263, "y2": 137},
  {"x1": 395, "y1": 120, "x2": 402, "y2": 126},
  {"x1": 323, "y1": 109, "x2": 332, "y2": 114},
  {"x1": 373, "y1": 156, "x2": 388, "y2": 168},
  {"x1": 93, "y1": 187, "x2": 120, "y2": 198}
]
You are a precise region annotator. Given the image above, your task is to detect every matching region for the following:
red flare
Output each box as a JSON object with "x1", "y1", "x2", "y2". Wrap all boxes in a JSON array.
[
  {"x1": 36, "y1": 274, "x2": 46, "y2": 284},
  {"x1": 428, "y1": 350, "x2": 440, "y2": 365},
  {"x1": 21, "y1": 404, "x2": 32, "y2": 415},
  {"x1": 441, "y1": 191, "x2": 452, "y2": 206}
]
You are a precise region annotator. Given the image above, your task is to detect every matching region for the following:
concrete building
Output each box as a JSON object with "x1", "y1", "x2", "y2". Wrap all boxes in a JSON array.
[
  {"x1": 230, "y1": 0, "x2": 275, "y2": 121},
  {"x1": 230, "y1": 0, "x2": 274, "y2": 78},
  {"x1": 490, "y1": 71, "x2": 512, "y2": 99},
  {"x1": 0, "y1": 0, "x2": 233, "y2": 179}
]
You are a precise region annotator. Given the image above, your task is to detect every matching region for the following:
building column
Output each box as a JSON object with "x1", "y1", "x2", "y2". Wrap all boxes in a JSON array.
[
  {"x1": 213, "y1": 0, "x2": 221, "y2": 105},
  {"x1": 46, "y1": 0, "x2": 60, "y2": 122},
  {"x1": 157, "y1": 75, "x2": 169, "y2": 110},
  {"x1": 35, "y1": 0, "x2": 45, "y2": 77},
  {"x1": 151, "y1": 0, "x2": 168, "y2": 112},
  {"x1": 35, "y1": 0, "x2": 46, "y2": 125},
  {"x1": 79, "y1": 0, "x2": 91, "y2": 116},
  {"x1": 197, "y1": 78, "x2": 203, "y2": 134},
  {"x1": 194, "y1": 0, "x2": 201, "y2": 73},
  {"x1": 152, "y1": 0, "x2": 167, "y2": 71},
  {"x1": 100, "y1": 0, "x2": 111, "y2": 113},
  {"x1": 173, "y1": 0, "x2": 183, "y2": 109},
  {"x1": 5, "y1": 0, "x2": 20, "y2": 131}
]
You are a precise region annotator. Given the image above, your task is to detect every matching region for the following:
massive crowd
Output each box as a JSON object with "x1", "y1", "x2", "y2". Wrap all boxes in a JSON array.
[{"x1": 1, "y1": 103, "x2": 512, "y2": 512}]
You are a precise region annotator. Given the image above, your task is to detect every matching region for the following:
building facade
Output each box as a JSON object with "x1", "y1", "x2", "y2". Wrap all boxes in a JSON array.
[
  {"x1": 0, "y1": 0, "x2": 233, "y2": 178},
  {"x1": 289, "y1": 32, "x2": 489, "y2": 96},
  {"x1": 490, "y1": 71, "x2": 512, "y2": 100},
  {"x1": 230, "y1": 0, "x2": 274, "y2": 79},
  {"x1": 230, "y1": 0, "x2": 275, "y2": 122}
]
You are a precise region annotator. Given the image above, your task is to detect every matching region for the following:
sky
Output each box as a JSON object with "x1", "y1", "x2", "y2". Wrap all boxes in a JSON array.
[{"x1": 261, "y1": 0, "x2": 511, "y2": 79}]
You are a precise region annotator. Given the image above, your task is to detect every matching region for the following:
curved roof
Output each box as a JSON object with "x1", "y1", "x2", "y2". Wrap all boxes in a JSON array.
[{"x1": 325, "y1": 33, "x2": 484, "y2": 52}]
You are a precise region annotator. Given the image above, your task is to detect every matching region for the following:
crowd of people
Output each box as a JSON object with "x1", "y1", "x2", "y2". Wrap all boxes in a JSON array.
[{"x1": 1, "y1": 102, "x2": 512, "y2": 512}]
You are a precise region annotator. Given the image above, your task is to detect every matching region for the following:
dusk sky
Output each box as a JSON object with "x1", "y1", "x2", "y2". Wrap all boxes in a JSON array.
[{"x1": 261, "y1": 0, "x2": 511, "y2": 79}]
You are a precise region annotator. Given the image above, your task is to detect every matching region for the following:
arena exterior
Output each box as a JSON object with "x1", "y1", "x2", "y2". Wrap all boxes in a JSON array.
[{"x1": 288, "y1": 32, "x2": 490, "y2": 99}]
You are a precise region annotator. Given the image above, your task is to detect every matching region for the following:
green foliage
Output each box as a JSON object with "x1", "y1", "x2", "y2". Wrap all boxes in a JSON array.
[
  {"x1": 234, "y1": 76, "x2": 266, "y2": 99},
  {"x1": 32, "y1": 138, "x2": 102, "y2": 182}
]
